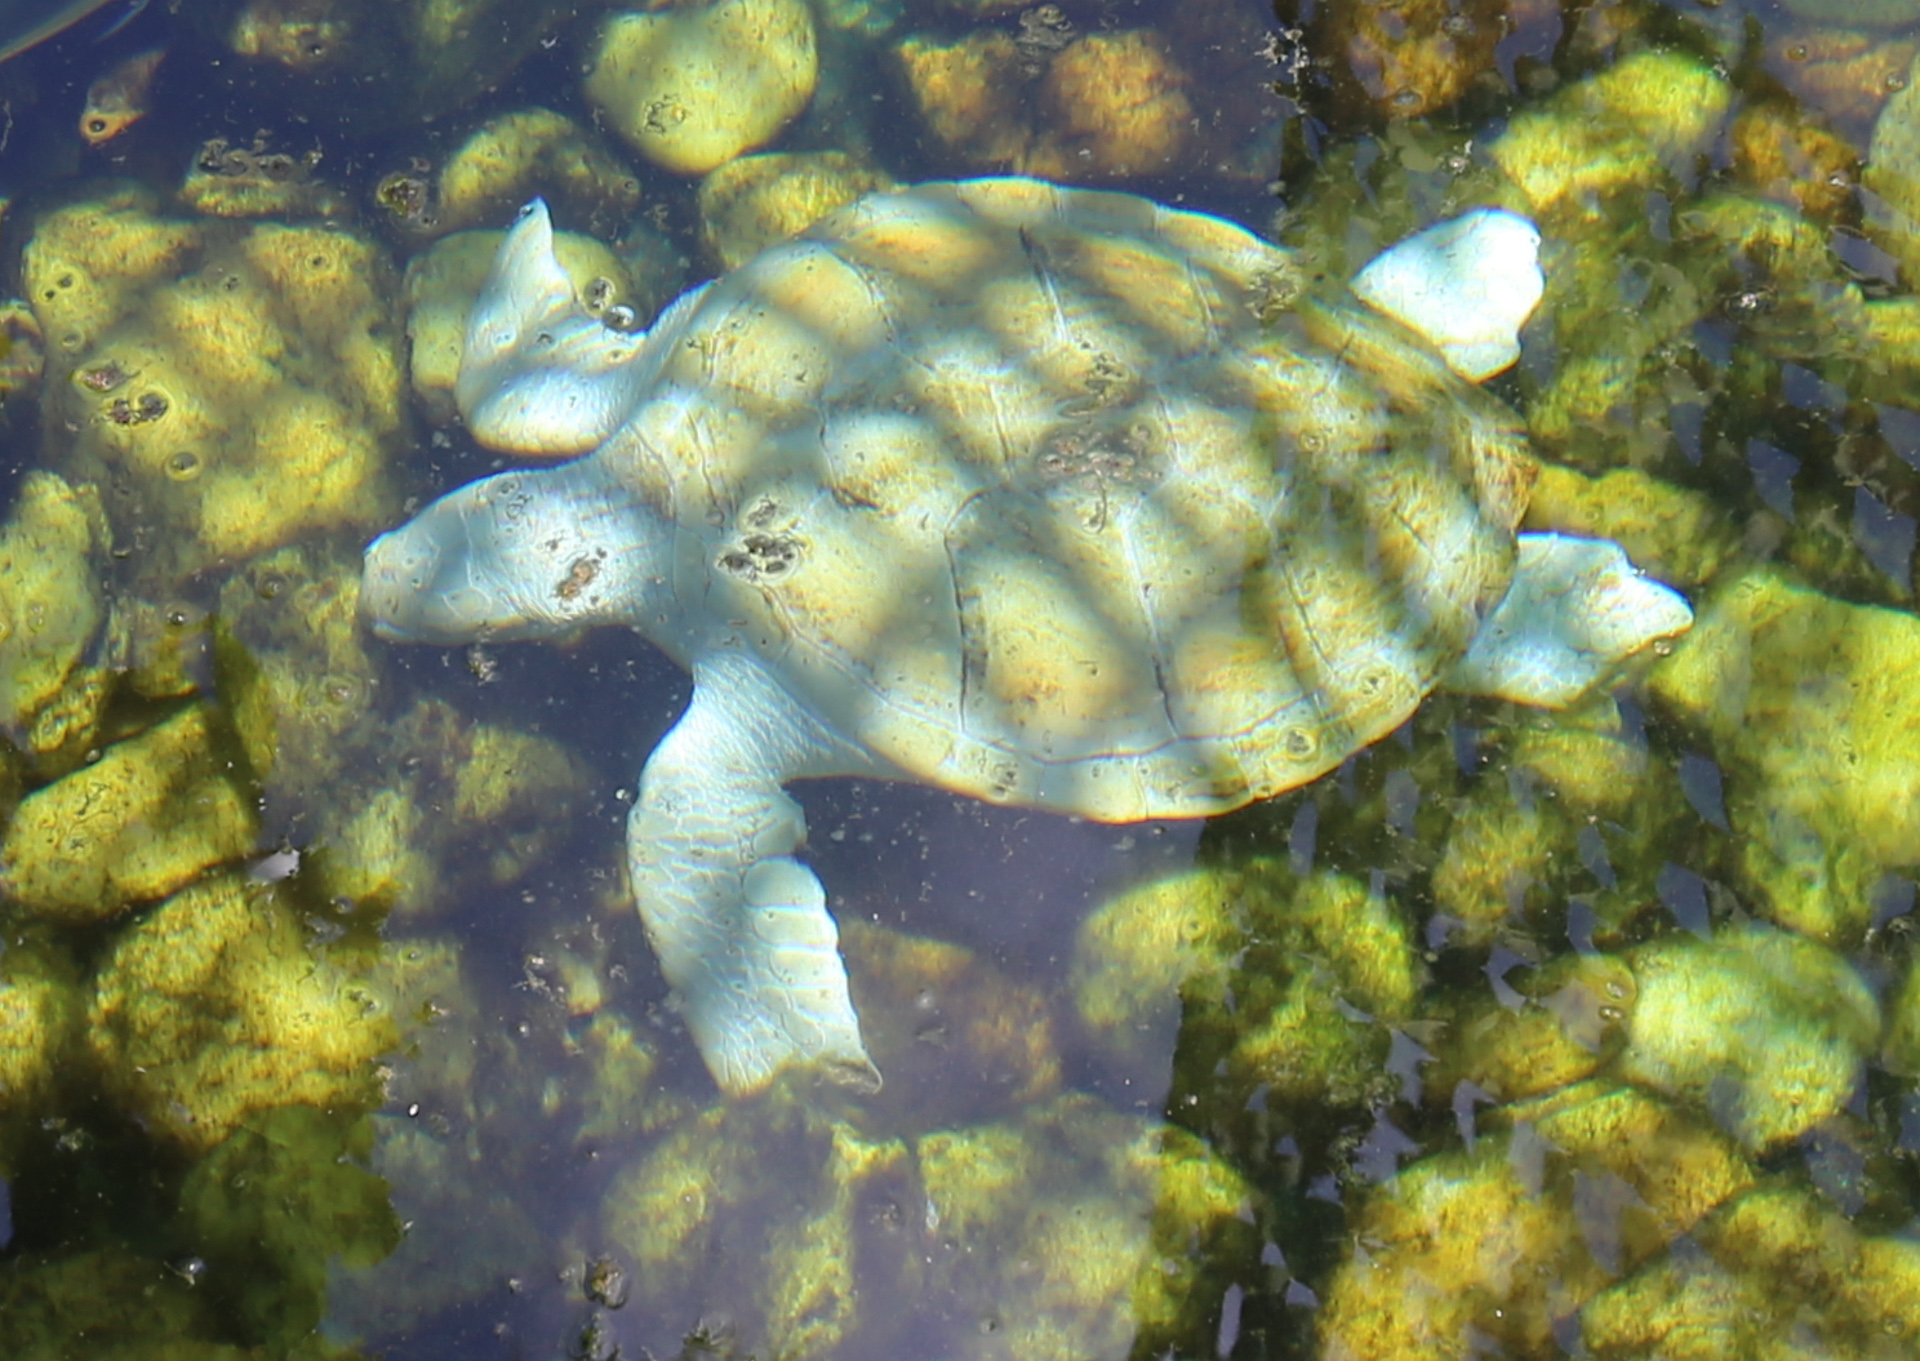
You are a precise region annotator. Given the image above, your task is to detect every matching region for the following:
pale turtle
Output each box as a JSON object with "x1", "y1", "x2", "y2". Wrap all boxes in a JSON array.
[{"x1": 361, "y1": 178, "x2": 1692, "y2": 1094}]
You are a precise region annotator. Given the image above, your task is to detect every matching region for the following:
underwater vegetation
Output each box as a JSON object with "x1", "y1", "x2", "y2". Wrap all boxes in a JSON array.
[{"x1": 0, "y1": 0, "x2": 1917, "y2": 1358}]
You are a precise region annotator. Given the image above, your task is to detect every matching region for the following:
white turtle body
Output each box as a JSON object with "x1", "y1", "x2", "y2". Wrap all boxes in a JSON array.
[{"x1": 362, "y1": 179, "x2": 1690, "y2": 1094}]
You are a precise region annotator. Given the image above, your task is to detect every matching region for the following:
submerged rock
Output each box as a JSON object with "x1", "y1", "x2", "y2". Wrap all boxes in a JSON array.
[
  {"x1": 1319, "y1": 1082, "x2": 1756, "y2": 1360},
  {"x1": 86, "y1": 872, "x2": 398, "y2": 1152},
  {"x1": 1649, "y1": 570, "x2": 1920, "y2": 942},
  {"x1": 23, "y1": 185, "x2": 403, "y2": 590},
  {"x1": 0, "y1": 472, "x2": 110, "y2": 766},
  {"x1": 0, "y1": 705, "x2": 256, "y2": 923},
  {"x1": 599, "y1": 1088, "x2": 1254, "y2": 1361},
  {"x1": 585, "y1": 0, "x2": 819, "y2": 176},
  {"x1": 400, "y1": 108, "x2": 644, "y2": 241},
  {"x1": 697, "y1": 151, "x2": 893, "y2": 271},
  {"x1": 1618, "y1": 924, "x2": 1878, "y2": 1152},
  {"x1": 185, "y1": 0, "x2": 580, "y2": 131}
]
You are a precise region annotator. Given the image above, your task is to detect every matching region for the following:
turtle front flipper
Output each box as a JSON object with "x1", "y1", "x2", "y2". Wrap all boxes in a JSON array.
[
  {"x1": 1446, "y1": 532, "x2": 1694, "y2": 708},
  {"x1": 630, "y1": 648, "x2": 883, "y2": 1095},
  {"x1": 455, "y1": 198, "x2": 654, "y2": 457}
]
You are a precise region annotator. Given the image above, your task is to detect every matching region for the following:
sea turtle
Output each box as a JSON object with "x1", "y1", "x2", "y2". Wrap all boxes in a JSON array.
[{"x1": 361, "y1": 178, "x2": 1692, "y2": 1094}]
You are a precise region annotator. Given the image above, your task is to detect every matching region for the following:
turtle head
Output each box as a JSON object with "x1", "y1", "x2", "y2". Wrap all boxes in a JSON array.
[{"x1": 361, "y1": 463, "x2": 663, "y2": 645}]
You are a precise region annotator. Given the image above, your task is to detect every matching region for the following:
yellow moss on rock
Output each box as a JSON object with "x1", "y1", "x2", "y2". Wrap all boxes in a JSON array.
[
  {"x1": 1319, "y1": 1081, "x2": 1754, "y2": 1361},
  {"x1": 915, "y1": 1094, "x2": 1255, "y2": 1361},
  {"x1": 429, "y1": 107, "x2": 642, "y2": 238},
  {"x1": 1523, "y1": 464, "x2": 1737, "y2": 591},
  {"x1": 0, "y1": 471, "x2": 109, "y2": 755},
  {"x1": 87, "y1": 873, "x2": 399, "y2": 1152},
  {"x1": 24, "y1": 192, "x2": 403, "y2": 588},
  {"x1": 1490, "y1": 50, "x2": 1732, "y2": 224},
  {"x1": 0, "y1": 937, "x2": 82, "y2": 1151},
  {"x1": 1649, "y1": 570, "x2": 1920, "y2": 941},
  {"x1": 0, "y1": 705, "x2": 257, "y2": 923},
  {"x1": 1618, "y1": 925, "x2": 1878, "y2": 1152},
  {"x1": 22, "y1": 183, "x2": 200, "y2": 355},
  {"x1": 697, "y1": 151, "x2": 894, "y2": 271},
  {"x1": 1427, "y1": 952, "x2": 1638, "y2": 1103},
  {"x1": 585, "y1": 0, "x2": 818, "y2": 176},
  {"x1": 1025, "y1": 30, "x2": 1196, "y2": 181},
  {"x1": 1582, "y1": 1183, "x2": 1920, "y2": 1359}
]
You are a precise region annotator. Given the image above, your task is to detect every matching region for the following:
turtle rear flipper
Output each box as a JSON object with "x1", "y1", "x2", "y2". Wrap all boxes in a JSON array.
[
  {"x1": 1446, "y1": 531, "x2": 1694, "y2": 708},
  {"x1": 630, "y1": 649, "x2": 884, "y2": 1095}
]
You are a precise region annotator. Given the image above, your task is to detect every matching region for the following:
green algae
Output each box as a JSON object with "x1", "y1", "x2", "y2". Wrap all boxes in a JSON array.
[
  {"x1": 1581, "y1": 1182, "x2": 1920, "y2": 1359},
  {"x1": 0, "y1": 705, "x2": 257, "y2": 923},
  {"x1": 0, "y1": 472, "x2": 109, "y2": 760},
  {"x1": 1073, "y1": 858, "x2": 1419, "y2": 1110},
  {"x1": 86, "y1": 872, "x2": 398, "y2": 1152},
  {"x1": 1650, "y1": 570, "x2": 1920, "y2": 943},
  {"x1": 179, "y1": 1106, "x2": 399, "y2": 1344},
  {"x1": 1618, "y1": 924, "x2": 1879, "y2": 1152},
  {"x1": 600, "y1": 1084, "x2": 1255, "y2": 1361},
  {"x1": 23, "y1": 185, "x2": 404, "y2": 592}
]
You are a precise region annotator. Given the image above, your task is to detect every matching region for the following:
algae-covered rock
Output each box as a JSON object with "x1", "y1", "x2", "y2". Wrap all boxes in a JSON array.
[
  {"x1": 0, "y1": 935, "x2": 83, "y2": 1157},
  {"x1": 1318, "y1": 1082, "x2": 1755, "y2": 1360},
  {"x1": 586, "y1": 0, "x2": 818, "y2": 176},
  {"x1": 87, "y1": 872, "x2": 398, "y2": 1152},
  {"x1": 0, "y1": 471, "x2": 110, "y2": 758},
  {"x1": 180, "y1": 1106, "x2": 400, "y2": 1344},
  {"x1": 1023, "y1": 29, "x2": 1197, "y2": 182},
  {"x1": 0, "y1": 1247, "x2": 253, "y2": 1361},
  {"x1": 600, "y1": 1088, "x2": 1254, "y2": 1361},
  {"x1": 697, "y1": 151, "x2": 893, "y2": 271},
  {"x1": 1867, "y1": 47, "x2": 1920, "y2": 285},
  {"x1": 1617, "y1": 925, "x2": 1878, "y2": 1152},
  {"x1": 841, "y1": 920, "x2": 1060, "y2": 1133},
  {"x1": 1312, "y1": 0, "x2": 1502, "y2": 120},
  {"x1": 1071, "y1": 865, "x2": 1242, "y2": 1071},
  {"x1": 1429, "y1": 697, "x2": 1694, "y2": 946},
  {"x1": 186, "y1": 0, "x2": 579, "y2": 131},
  {"x1": 1427, "y1": 951, "x2": 1638, "y2": 1104},
  {"x1": 1580, "y1": 1182, "x2": 1920, "y2": 1359},
  {"x1": 178, "y1": 134, "x2": 349, "y2": 220},
  {"x1": 1073, "y1": 861, "x2": 1418, "y2": 1106},
  {"x1": 1522, "y1": 464, "x2": 1738, "y2": 591},
  {"x1": 0, "y1": 705, "x2": 256, "y2": 922},
  {"x1": 414, "y1": 107, "x2": 643, "y2": 240},
  {"x1": 24, "y1": 186, "x2": 404, "y2": 588},
  {"x1": 894, "y1": 26, "x2": 1198, "y2": 181},
  {"x1": 1490, "y1": 50, "x2": 1732, "y2": 224},
  {"x1": 914, "y1": 1094, "x2": 1257, "y2": 1361},
  {"x1": 1884, "y1": 950, "x2": 1920, "y2": 1077},
  {"x1": 602, "y1": 1088, "x2": 918, "y2": 1361},
  {"x1": 267, "y1": 687, "x2": 592, "y2": 920},
  {"x1": 892, "y1": 30, "x2": 1030, "y2": 169},
  {"x1": 219, "y1": 543, "x2": 376, "y2": 794},
  {"x1": 1226, "y1": 870, "x2": 1420, "y2": 1104},
  {"x1": 1648, "y1": 570, "x2": 1920, "y2": 941}
]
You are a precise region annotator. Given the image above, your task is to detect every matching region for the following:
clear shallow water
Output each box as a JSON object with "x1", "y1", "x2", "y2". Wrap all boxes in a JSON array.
[{"x1": 0, "y1": 1, "x2": 1917, "y2": 1358}]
